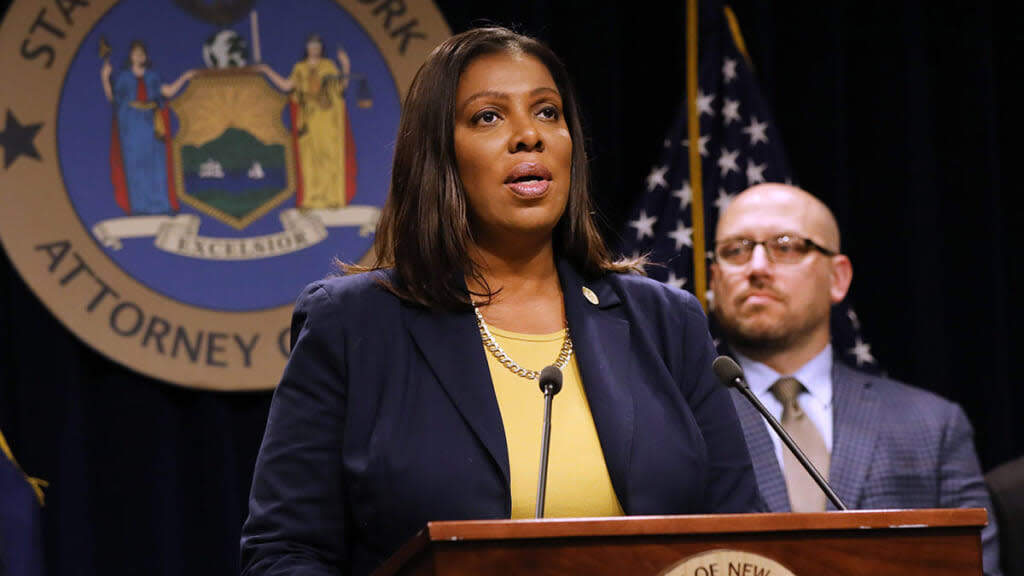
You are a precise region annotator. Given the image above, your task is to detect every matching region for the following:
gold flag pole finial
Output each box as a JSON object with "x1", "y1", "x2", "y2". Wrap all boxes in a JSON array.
[{"x1": 98, "y1": 35, "x2": 112, "y2": 61}]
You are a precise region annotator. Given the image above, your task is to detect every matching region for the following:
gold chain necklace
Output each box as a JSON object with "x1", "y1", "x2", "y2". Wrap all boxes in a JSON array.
[{"x1": 473, "y1": 304, "x2": 573, "y2": 380}]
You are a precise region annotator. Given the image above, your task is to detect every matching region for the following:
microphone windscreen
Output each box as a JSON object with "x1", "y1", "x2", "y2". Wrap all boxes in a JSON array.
[
  {"x1": 538, "y1": 365, "x2": 563, "y2": 395},
  {"x1": 712, "y1": 356, "x2": 744, "y2": 388}
]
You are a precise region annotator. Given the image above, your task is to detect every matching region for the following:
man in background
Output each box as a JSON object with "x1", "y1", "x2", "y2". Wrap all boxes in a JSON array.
[{"x1": 710, "y1": 182, "x2": 1001, "y2": 575}]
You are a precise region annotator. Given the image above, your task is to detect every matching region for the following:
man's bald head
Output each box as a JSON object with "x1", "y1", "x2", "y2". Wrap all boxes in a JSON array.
[{"x1": 717, "y1": 183, "x2": 841, "y2": 252}]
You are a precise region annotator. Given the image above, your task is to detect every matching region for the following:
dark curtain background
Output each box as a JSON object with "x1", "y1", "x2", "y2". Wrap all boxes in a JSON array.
[{"x1": 1, "y1": 0, "x2": 1020, "y2": 574}]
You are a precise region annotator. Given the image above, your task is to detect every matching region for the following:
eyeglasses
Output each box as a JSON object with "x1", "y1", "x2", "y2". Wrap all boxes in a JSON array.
[{"x1": 714, "y1": 234, "x2": 837, "y2": 266}]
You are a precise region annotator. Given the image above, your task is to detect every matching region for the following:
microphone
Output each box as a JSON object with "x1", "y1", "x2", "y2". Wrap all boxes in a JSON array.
[
  {"x1": 712, "y1": 356, "x2": 848, "y2": 511},
  {"x1": 535, "y1": 365, "x2": 563, "y2": 518}
]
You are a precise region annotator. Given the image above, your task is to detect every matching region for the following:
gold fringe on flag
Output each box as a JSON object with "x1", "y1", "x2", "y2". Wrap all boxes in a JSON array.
[{"x1": 0, "y1": 428, "x2": 48, "y2": 506}]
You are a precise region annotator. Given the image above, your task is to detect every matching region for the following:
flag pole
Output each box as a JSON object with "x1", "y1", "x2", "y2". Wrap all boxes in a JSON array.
[{"x1": 686, "y1": 0, "x2": 708, "y2": 311}]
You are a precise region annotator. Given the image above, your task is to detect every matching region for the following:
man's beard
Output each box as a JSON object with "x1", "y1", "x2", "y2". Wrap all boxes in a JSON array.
[{"x1": 714, "y1": 311, "x2": 808, "y2": 357}]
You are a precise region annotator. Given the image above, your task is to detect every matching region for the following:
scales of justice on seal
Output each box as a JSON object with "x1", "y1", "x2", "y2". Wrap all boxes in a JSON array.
[{"x1": 92, "y1": 6, "x2": 381, "y2": 261}]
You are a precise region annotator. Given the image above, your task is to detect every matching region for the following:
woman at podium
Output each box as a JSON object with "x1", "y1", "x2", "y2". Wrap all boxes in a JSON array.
[{"x1": 240, "y1": 26, "x2": 760, "y2": 576}]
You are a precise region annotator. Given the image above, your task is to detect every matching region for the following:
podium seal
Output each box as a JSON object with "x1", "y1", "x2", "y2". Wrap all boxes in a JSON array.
[{"x1": 662, "y1": 549, "x2": 798, "y2": 576}]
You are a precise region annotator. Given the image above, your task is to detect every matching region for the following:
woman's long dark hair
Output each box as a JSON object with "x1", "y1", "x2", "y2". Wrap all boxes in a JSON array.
[{"x1": 347, "y1": 26, "x2": 643, "y2": 310}]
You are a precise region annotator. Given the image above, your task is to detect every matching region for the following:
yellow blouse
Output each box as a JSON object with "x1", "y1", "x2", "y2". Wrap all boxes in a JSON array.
[{"x1": 483, "y1": 325, "x2": 624, "y2": 519}]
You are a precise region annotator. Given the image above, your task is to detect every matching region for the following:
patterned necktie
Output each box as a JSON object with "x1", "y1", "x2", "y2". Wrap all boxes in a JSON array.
[{"x1": 770, "y1": 377, "x2": 830, "y2": 512}]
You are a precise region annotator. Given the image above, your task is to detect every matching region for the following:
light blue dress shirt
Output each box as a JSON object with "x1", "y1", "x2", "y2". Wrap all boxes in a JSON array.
[{"x1": 734, "y1": 345, "x2": 834, "y2": 469}]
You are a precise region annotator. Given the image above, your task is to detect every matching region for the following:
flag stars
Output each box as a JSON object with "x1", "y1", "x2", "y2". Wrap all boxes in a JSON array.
[
  {"x1": 715, "y1": 188, "x2": 735, "y2": 215},
  {"x1": 629, "y1": 210, "x2": 658, "y2": 241},
  {"x1": 622, "y1": 60, "x2": 794, "y2": 312},
  {"x1": 671, "y1": 182, "x2": 692, "y2": 209},
  {"x1": 646, "y1": 165, "x2": 669, "y2": 191},
  {"x1": 718, "y1": 147, "x2": 740, "y2": 177},
  {"x1": 743, "y1": 116, "x2": 770, "y2": 145},
  {"x1": 722, "y1": 58, "x2": 738, "y2": 83},
  {"x1": 665, "y1": 271, "x2": 688, "y2": 290},
  {"x1": 668, "y1": 221, "x2": 693, "y2": 251},
  {"x1": 722, "y1": 98, "x2": 741, "y2": 125},
  {"x1": 746, "y1": 160, "x2": 767, "y2": 185},
  {"x1": 848, "y1": 337, "x2": 876, "y2": 366},
  {"x1": 696, "y1": 90, "x2": 715, "y2": 118},
  {"x1": 682, "y1": 134, "x2": 710, "y2": 157},
  {"x1": 846, "y1": 308, "x2": 862, "y2": 330}
]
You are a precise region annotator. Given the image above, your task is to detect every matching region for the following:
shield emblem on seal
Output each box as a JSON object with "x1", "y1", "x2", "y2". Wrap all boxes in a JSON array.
[{"x1": 170, "y1": 69, "x2": 294, "y2": 230}]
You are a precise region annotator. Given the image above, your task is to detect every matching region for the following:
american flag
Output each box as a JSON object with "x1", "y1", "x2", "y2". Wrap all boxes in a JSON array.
[
  {"x1": 619, "y1": 0, "x2": 879, "y2": 371},
  {"x1": 0, "y1": 428, "x2": 47, "y2": 576}
]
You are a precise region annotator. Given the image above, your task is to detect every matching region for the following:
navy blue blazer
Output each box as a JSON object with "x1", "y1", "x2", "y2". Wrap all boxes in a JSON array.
[
  {"x1": 241, "y1": 261, "x2": 760, "y2": 575},
  {"x1": 731, "y1": 359, "x2": 1002, "y2": 575}
]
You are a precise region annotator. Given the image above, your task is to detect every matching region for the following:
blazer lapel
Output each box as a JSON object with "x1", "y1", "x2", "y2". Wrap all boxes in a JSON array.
[
  {"x1": 557, "y1": 261, "x2": 635, "y2": 511},
  {"x1": 404, "y1": 303, "x2": 510, "y2": 484},
  {"x1": 730, "y1": 390, "x2": 792, "y2": 512},
  {"x1": 828, "y1": 361, "x2": 880, "y2": 510}
]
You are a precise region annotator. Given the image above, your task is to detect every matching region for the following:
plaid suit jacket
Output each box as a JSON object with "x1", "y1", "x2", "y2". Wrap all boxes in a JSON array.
[{"x1": 730, "y1": 358, "x2": 1002, "y2": 575}]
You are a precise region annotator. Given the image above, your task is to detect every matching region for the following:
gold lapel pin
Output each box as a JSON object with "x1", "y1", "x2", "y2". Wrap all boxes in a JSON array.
[{"x1": 582, "y1": 286, "x2": 599, "y2": 305}]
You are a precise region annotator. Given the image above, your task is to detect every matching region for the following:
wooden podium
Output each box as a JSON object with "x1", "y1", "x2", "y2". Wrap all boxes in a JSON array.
[{"x1": 374, "y1": 508, "x2": 986, "y2": 575}]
